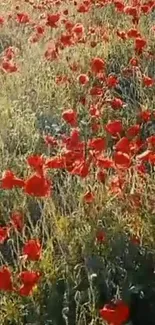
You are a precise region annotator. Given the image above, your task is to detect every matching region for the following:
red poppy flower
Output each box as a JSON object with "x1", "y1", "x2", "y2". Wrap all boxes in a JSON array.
[
  {"x1": 142, "y1": 75, "x2": 154, "y2": 87},
  {"x1": 62, "y1": 109, "x2": 77, "y2": 126},
  {"x1": 126, "y1": 124, "x2": 140, "y2": 138},
  {"x1": 72, "y1": 23, "x2": 84, "y2": 35},
  {"x1": 0, "y1": 266, "x2": 13, "y2": 291},
  {"x1": 91, "y1": 57, "x2": 105, "y2": 74},
  {"x1": 0, "y1": 226, "x2": 9, "y2": 244},
  {"x1": 35, "y1": 25, "x2": 45, "y2": 35},
  {"x1": 18, "y1": 284, "x2": 33, "y2": 296},
  {"x1": 19, "y1": 270, "x2": 41, "y2": 286},
  {"x1": 0, "y1": 170, "x2": 25, "y2": 190},
  {"x1": 106, "y1": 75, "x2": 118, "y2": 88},
  {"x1": 44, "y1": 46, "x2": 59, "y2": 61},
  {"x1": 46, "y1": 13, "x2": 60, "y2": 28},
  {"x1": 88, "y1": 137, "x2": 105, "y2": 152},
  {"x1": 114, "y1": 1, "x2": 125, "y2": 12},
  {"x1": 18, "y1": 270, "x2": 41, "y2": 296},
  {"x1": 44, "y1": 135, "x2": 58, "y2": 147},
  {"x1": 27, "y1": 155, "x2": 45, "y2": 175},
  {"x1": 46, "y1": 156, "x2": 65, "y2": 169},
  {"x1": 140, "y1": 4, "x2": 151, "y2": 14},
  {"x1": 78, "y1": 74, "x2": 89, "y2": 85},
  {"x1": 24, "y1": 173, "x2": 51, "y2": 197},
  {"x1": 90, "y1": 86, "x2": 104, "y2": 96},
  {"x1": 3, "y1": 47, "x2": 16, "y2": 60},
  {"x1": 110, "y1": 98, "x2": 124, "y2": 110},
  {"x1": 114, "y1": 137, "x2": 130, "y2": 154},
  {"x1": 147, "y1": 135, "x2": 155, "y2": 147},
  {"x1": 124, "y1": 6, "x2": 138, "y2": 18},
  {"x1": 139, "y1": 110, "x2": 151, "y2": 122},
  {"x1": 96, "y1": 230, "x2": 106, "y2": 243},
  {"x1": 83, "y1": 190, "x2": 95, "y2": 203},
  {"x1": 100, "y1": 300, "x2": 129, "y2": 325},
  {"x1": 127, "y1": 28, "x2": 141, "y2": 38},
  {"x1": 1, "y1": 60, "x2": 18, "y2": 73},
  {"x1": 135, "y1": 37, "x2": 147, "y2": 54},
  {"x1": 97, "y1": 170, "x2": 106, "y2": 182},
  {"x1": 131, "y1": 235, "x2": 140, "y2": 245},
  {"x1": 23, "y1": 239, "x2": 42, "y2": 261},
  {"x1": 0, "y1": 16, "x2": 5, "y2": 26},
  {"x1": 114, "y1": 151, "x2": 131, "y2": 168},
  {"x1": 117, "y1": 30, "x2": 127, "y2": 40},
  {"x1": 129, "y1": 57, "x2": 139, "y2": 66},
  {"x1": 71, "y1": 160, "x2": 90, "y2": 178},
  {"x1": 105, "y1": 120, "x2": 123, "y2": 136},
  {"x1": 16, "y1": 13, "x2": 30, "y2": 24},
  {"x1": 11, "y1": 211, "x2": 24, "y2": 232},
  {"x1": 77, "y1": 3, "x2": 90, "y2": 13},
  {"x1": 60, "y1": 34, "x2": 74, "y2": 47},
  {"x1": 96, "y1": 156, "x2": 114, "y2": 169}
]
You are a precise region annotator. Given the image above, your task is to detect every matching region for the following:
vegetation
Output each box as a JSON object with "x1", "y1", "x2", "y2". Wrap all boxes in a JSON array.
[{"x1": 0, "y1": 0, "x2": 155, "y2": 324}]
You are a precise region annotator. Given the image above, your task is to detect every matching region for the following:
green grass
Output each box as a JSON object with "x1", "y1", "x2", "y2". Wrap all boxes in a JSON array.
[{"x1": 0, "y1": 0, "x2": 155, "y2": 324}]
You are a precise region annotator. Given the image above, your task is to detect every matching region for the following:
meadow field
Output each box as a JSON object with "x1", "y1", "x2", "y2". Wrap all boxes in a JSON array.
[{"x1": 0, "y1": 0, "x2": 155, "y2": 324}]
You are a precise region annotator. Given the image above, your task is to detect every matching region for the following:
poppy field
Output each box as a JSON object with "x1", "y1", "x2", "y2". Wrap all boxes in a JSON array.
[{"x1": 0, "y1": 0, "x2": 155, "y2": 324}]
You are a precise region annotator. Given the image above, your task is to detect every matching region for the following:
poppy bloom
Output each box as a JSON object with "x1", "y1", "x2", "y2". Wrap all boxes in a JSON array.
[
  {"x1": 62, "y1": 109, "x2": 77, "y2": 126},
  {"x1": 1, "y1": 60, "x2": 18, "y2": 73},
  {"x1": 3, "y1": 47, "x2": 16, "y2": 60},
  {"x1": 72, "y1": 23, "x2": 84, "y2": 36},
  {"x1": 83, "y1": 190, "x2": 95, "y2": 203},
  {"x1": 0, "y1": 226, "x2": 9, "y2": 244},
  {"x1": 24, "y1": 173, "x2": 51, "y2": 197},
  {"x1": 71, "y1": 160, "x2": 90, "y2": 178},
  {"x1": 96, "y1": 230, "x2": 106, "y2": 243},
  {"x1": 44, "y1": 46, "x2": 59, "y2": 61},
  {"x1": 96, "y1": 156, "x2": 114, "y2": 169},
  {"x1": 129, "y1": 57, "x2": 139, "y2": 66},
  {"x1": 90, "y1": 86, "x2": 104, "y2": 96},
  {"x1": 91, "y1": 57, "x2": 105, "y2": 74},
  {"x1": 46, "y1": 13, "x2": 60, "y2": 28},
  {"x1": 46, "y1": 156, "x2": 65, "y2": 169},
  {"x1": 142, "y1": 75, "x2": 154, "y2": 87},
  {"x1": 27, "y1": 155, "x2": 45, "y2": 175},
  {"x1": 126, "y1": 124, "x2": 140, "y2": 138},
  {"x1": 78, "y1": 74, "x2": 89, "y2": 85},
  {"x1": 88, "y1": 137, "x2": 105, "y2": 152},
  {"x1": 10, "y1": 211, "x2": 24, "y2": 232},
  {"x1": 139, "y1": 110, "x2": 151, "y2": 122},
  {"x1": 105, "y1": 120, "x2": 123, "y2": 136},
  {"x1": 16, "y1": 13, "x2": 30, "y2": 24},
  {"x1": 127, "y1": 28, "x2": 141, "y2": 38},
  {"x1": 100, "y1": 300, "x2": 129, "y2": 325},
  {"x1": 106, "y1": 75, "x2": 118, "y2": 88},
  {"x1": 77, "y1": 3, "x2": 90, "y2": 13},
  {"x1": 114, "y1": 1, "x2": 125, "y2": 12},
  {"x1": 44, "y1": 135, "x2": 58, "y2": 147},
  {"x1": 97, "y1": 170, "x2": 106, "y2": 183},
  {"x1": 35, "y1": 25, "x2": 45, "y2": 35},
  {"x1": 0, "y1": 170, "x2": 25, "y2": 190},
  {"x1": 0, "y1": 266, "x2": 13, "y2": 291},
  {"x1": 114, "y1": 137, "x2": 130, "y2": 154},
  {"x1": 110, "y1": 98, "x2": 124, "y2": 110},
  {"x1": 135, "y1": 37, "x2": 147, "y2": 54},
  {"x1": 23, "y1": 239, "x2": 42, "y2": 261},
  {"x1": 60, "y1": 34, "x2": 74, "y2": 47},
  {"x1": 147, "y1": 135, "x2": 155, "y2": 147},
  {"x1": 18, "y1": 270, "x2": 41, "y2": 296},
  {"x1": 117, "y1": 30, "x2": 127, "y2": 40},
  {"x1": 114, "y1": 151, "x2": 131, "y2": 168},
  {"x1": 0, "y1": 16, "x2": 5, "y2": 26}
]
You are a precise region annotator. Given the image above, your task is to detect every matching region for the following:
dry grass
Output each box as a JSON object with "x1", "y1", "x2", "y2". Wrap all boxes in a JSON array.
[{"x1": 0, "y1": 0, "x2": 155, "y2": 324}]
